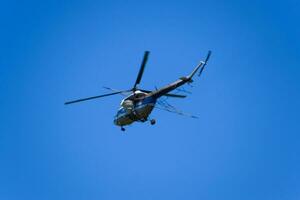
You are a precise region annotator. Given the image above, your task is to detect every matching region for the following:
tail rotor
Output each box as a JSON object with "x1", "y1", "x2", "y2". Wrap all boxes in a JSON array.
[{"x1": 198, "y1": 50, "x2": 212, "y2": 77}]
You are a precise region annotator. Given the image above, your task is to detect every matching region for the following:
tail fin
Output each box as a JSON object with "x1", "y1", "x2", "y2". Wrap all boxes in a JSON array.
[
  {"x1": 188, "y1": 61, "x2": 205, "y2": 79},
  {"x1": 187, "y1": 51, "x2": 212, "y2": 79}
]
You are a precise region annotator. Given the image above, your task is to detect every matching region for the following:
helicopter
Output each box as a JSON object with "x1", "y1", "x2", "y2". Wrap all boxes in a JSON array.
[{"x1": 65, "y1": 51, "x2": 211, "y2": 131}]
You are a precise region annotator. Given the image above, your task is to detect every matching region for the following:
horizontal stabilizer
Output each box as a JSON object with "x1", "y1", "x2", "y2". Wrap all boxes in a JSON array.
[{"x1": 163, "y1": 93, "x2": 186, "y2": 98}]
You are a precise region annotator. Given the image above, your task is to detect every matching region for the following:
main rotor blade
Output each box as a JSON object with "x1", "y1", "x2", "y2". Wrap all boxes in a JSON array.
[
  {"x1": 103, "y1": 86, "x2": 132, "y2": 96},
  {"x1": 65, "y1": 91, "x2": 128, "y2": 105},
  {"x1": 133, "y1": 51, "x2": 150, "y2": 90},
  {"x1": 156, "y1": 100, "x2": 198, "y2": 118}
]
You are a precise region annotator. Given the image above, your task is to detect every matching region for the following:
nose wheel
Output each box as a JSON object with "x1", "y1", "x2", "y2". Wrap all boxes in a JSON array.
[{"x1": 150, "y1": 119, "x2": 156, "y2": 125}]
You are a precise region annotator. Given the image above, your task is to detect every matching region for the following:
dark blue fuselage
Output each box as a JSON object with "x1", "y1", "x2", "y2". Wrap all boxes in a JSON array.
[{"x1": 114, "y1": 96, "x2": 157, "y2": 126}]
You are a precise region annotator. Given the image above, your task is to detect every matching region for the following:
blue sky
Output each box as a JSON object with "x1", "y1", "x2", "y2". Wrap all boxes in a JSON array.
[{"x1": 1, "y1": 0, "x2": 299, "y2": 199}]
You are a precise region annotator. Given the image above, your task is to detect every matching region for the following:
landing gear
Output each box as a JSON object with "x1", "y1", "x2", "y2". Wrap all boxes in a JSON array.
[
  {"x1": 150, "y1": 119, "x2": 156, "y2": 125},
  {"x1": 121, "y1": 127, "x2": 125, "y2": 131}
]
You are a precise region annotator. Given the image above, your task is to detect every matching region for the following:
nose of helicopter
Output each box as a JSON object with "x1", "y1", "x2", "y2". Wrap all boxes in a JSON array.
[
  {"x1": 113, "y1": 118, "x2": 118, "y2": 126},
  {"x1": 113, "y1": 114, "x2": 120, "y2": 126},
  {"x1": 113, "y1": 111, "x2": 124, "y2": 126}
]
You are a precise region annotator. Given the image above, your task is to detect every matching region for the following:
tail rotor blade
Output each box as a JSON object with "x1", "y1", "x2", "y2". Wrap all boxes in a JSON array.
[
  {"x1": 198, "y1": 50, "x2": 212, "y2": 77},
  {"x1": 205, "y1": 50, "x2": 211, "y2": 63}
]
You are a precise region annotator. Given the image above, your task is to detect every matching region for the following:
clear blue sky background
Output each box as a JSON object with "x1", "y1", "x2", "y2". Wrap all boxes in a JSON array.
[{"x1": 1, "y1": 0, "x2": 299, "y2": 199}]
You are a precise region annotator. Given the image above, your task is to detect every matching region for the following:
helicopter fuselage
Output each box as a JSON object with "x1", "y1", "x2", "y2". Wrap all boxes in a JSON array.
[
  {"x1": 114, "y1": 95, "x2": 156, "y2": 126},
  {"x1": 112, "y1": 61, "x2": 205, "y2": 127}
]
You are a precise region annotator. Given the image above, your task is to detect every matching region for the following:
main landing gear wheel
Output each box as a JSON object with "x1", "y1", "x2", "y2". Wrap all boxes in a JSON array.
[
  {"x1": 121, "y1": 127, "x2": 125, "y2": 131},
  {"x1": 150, "y1": 119, "x2": 156, "y2": 125}
]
